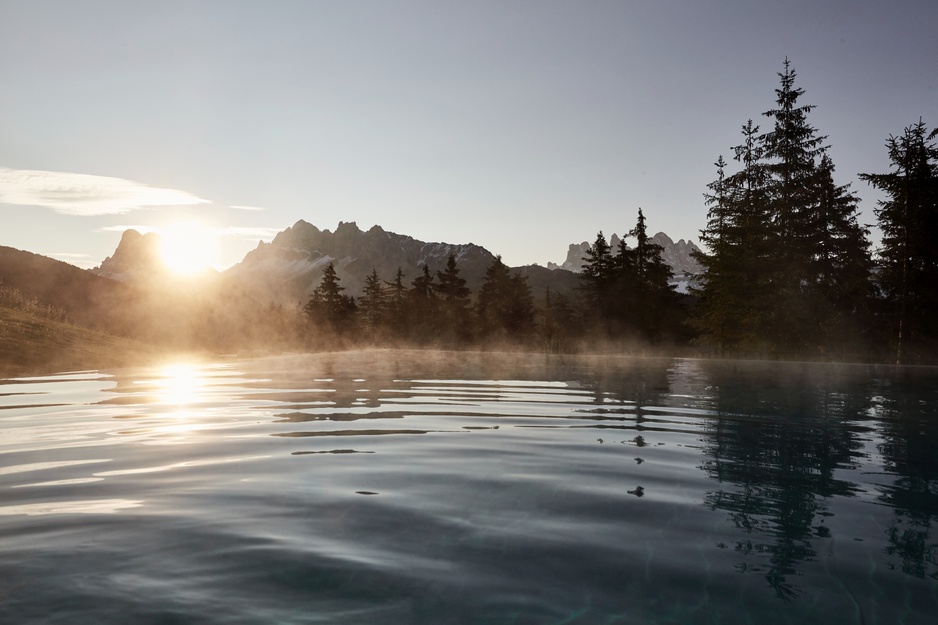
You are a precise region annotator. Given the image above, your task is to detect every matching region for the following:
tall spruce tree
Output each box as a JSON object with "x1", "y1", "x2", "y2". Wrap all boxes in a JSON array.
[
  {"x1": 694, "y1": 120, "x2": 774, "y2": 352},
  {"x1": 759, "y1": 59, "x2": 830, "y2": 350},
  {"x1": 860, "y1": 119, "x2": 938, "y2": 363},
  {"x1": 694, "y1": 155, "x2": 747, "y2": 352}
]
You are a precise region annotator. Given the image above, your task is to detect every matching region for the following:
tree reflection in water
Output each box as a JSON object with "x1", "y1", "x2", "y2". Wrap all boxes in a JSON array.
[
  {"x1": 699, "y1": 363, "x2": 862, "y2": 598},
  {"x1": 870, "y1": 371, "x2": 938, "y2": 580},
  {"x1": 533, "y1": 356, "x2": 938, "y2": 603},
  {"x1": 692, "y1": 361, "x2": 938, "y2": 599}
]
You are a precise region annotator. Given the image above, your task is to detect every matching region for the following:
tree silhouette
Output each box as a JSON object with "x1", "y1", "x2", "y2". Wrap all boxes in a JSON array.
[
  {"x1": 359, "y1": 268, "x2": 387, "y2": 340},
  {"x1": 434, "y1": 253, "x2": 472, "y2": 344},
  {"x1": 408, "y1": 264, "x2": 437, "y2": 343},
  {"x1": 476, "y1": 255, "x2": 535, "y2": 342},
  {"x1": 860, "y1": 119, "x2": 938, "y2": 363},
  {"x1": 694, "y1": 60, "x2": 873, "y2": 358},
  {"x1": 304, "y1": 262, "x2": 356, "y2": 335},
  {"x1": 384, "y1": 267, "x2": 408, "y2": 341}
]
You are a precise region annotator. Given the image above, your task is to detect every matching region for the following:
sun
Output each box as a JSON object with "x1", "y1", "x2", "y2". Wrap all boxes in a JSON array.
[{"x1": 159, "y1": 222, "x2": 218, "y2": 274}]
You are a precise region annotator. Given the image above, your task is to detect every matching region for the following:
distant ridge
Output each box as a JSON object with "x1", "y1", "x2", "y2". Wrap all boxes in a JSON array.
[
  {"x1": 88, "y1": 220, "x2": 699, "y2": 305},
  {"x1": 224, "y1": 220, "x2": 579, "y2": 305},
  {"x1": 547, "y1": 232, "x2": 703, "y2": 293}
]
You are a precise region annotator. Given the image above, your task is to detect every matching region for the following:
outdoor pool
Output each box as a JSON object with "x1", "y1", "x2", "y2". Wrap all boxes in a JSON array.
[{"x1": 1, "y1": 350, "x2": 936, "y2": 624}]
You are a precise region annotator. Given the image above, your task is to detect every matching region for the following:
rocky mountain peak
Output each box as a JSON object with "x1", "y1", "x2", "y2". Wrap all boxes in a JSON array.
[
  {"x1": 225, "y1": 220, "x2": 502, "y2": 305},
  {"x1": 547, "y1": 231, "x2": 703, "y2": 278},
  {"x1": 92, "y1": 229, "x2": 163, "y2": 281}
]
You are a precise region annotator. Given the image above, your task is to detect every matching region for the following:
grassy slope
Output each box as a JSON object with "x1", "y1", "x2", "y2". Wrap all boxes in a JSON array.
[{"x1": 0, "y1": 305, "x2": 160, "y2": 378}]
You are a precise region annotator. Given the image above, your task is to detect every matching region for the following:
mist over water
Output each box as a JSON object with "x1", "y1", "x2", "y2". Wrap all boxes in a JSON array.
[{"x1": 1, "y1": 351, "x2": 936, "y2": 624}]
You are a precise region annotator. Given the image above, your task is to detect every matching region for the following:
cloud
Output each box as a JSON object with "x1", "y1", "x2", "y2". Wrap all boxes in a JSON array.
[
  {"x1": 229, "y1": 205, "x2": 266, "y2": 212},
  {"x1": 221, "y1": 226, "x2": 282, "y2": 241},
  {"x1": 0, "y1": 167, "x2": 210, "y2": 216},
  {"x1": 48, "y1": 252, "x2": 98, "y2": 269},
  {"x1": 97, "y1": 224, "x2": 281, "y2": 241},
  {"x1": 98, "y1": 224, "x2": 157, "y2": 234}
]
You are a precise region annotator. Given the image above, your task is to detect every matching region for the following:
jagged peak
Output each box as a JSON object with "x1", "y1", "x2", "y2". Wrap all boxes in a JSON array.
[
  {"x1": 335, "y1": 221, "x2": 362, "y2": 235},
  {"x1": 289, "y1": 219, "x2": 319, "y2": 235}
]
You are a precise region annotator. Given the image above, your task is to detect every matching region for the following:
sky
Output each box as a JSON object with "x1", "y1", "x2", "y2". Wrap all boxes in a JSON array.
[{"x1": 1, "y1": 0, "x2": 936, "y2": 271}]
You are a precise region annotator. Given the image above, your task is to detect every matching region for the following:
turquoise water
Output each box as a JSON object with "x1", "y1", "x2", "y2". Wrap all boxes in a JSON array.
[{"x1": 1, "y1": 350, "x2": 936, "y2": 624}]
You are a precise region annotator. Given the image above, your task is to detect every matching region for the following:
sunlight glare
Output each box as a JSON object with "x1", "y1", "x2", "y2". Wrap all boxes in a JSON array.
[
  {"x1": 158, "y1": 363, "x2": 203, "y2": 407},
  {"x1": 159, "y1": 222, "x2": 218, "y2": 274}
]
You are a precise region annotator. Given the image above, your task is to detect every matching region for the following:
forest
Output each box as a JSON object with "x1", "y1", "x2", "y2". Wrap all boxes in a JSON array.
[{"x1": 301, "y1": 60, "x2": 938, "y2": 365}]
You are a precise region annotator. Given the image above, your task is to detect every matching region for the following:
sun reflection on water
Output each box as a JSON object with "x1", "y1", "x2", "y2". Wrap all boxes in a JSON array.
[
  {"x1": 147, "y1": 363, "x2": 211, "y2": 438},
  {"x1": 157, "y1": 363, "x2": 203, "y2": 408}
]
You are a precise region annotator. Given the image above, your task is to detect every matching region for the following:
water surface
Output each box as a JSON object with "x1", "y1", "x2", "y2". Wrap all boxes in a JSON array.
[{"x1": 1, "y1": 350, "x2": 937, "y2": 624}]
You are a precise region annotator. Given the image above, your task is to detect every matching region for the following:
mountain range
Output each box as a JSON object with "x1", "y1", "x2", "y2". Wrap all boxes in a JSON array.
[
  {"x1": 91, "y1": 220, "x2": 703, "y2": 301},
  {"x1": 4, "y1": 220, "x2": 702, "y2": 331}
]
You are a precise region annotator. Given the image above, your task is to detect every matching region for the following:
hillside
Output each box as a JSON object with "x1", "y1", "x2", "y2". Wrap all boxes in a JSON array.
[
  {"x1": 0, "y1": 291, "x2": 159, "y2": 377},
  {"x1": 2, "y1": 244, "x2": 307, "y2": 356},
  {"x1": 0, "y1": 244, "x2": 136, "y2": 331}
]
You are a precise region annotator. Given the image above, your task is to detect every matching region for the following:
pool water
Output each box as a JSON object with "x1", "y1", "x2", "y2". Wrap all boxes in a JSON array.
[{"x1": 1, "y1": 350, "x2": 936, "y2": 624}]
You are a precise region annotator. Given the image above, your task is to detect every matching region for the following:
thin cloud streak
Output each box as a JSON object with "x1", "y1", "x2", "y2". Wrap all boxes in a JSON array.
[
  {"x1": 98, "y1": 224, "x2": 157, "y2": 234},
  {"x1": 0, "y1": 167, "x2": 209, "y2": 216},
  {"x1": 220, "y1": 226, "x2": 281, "y2": 241},
  {"x1": 48, "y1": 252, "x2": 97, "y2": 269},
  {"x1": 97, "y1": 224, "x2": 281, "y2": 241},
  {"x1": 228, "y1": 205, "x2": 266, "y2": 211}
]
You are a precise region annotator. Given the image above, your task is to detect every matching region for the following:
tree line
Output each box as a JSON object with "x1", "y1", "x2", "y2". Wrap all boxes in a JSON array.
[
  {"x1": 303, "y1": 207, "x2": 691, "y2": 351},
  {"x1": 693, "y1": 59, "x2": 937, "y2": 364},
  {"x1": 304, "y1": 253, "x2": 536, "y2": 348},
  {"x1": 302, "y1": 59, "x2": 937, "y2": 363}
]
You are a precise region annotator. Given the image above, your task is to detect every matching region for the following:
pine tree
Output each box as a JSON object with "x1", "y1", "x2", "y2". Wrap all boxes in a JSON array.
[
  {"x1": 808, "y1": 155, "x2": 873, "y2": 352},
  {"x1": 578, "y1": 231, "x2": 615, "y2": 327},
  {"x1": 541, "y1": 288, "x2": 578, "y2": 352},
  {"x1": 625, "y1": 208, "x2": 679, "y2": 340},
  {"x1": 359, "y1": 268, "x2": 387, "y2": 340},
  {"x1": 860, "y1": 119, "x2": 938, "y2": 363},
  {"x1": 578, "y1": 212, "x2": 681, "y2": 341},
  {"x1": 304, "y1": 262, "x2": 356, "y2": 334},
  {"x1": 629, "y1": 208, "x2": 673, "y2": 293},
  {"x1": 694, "y1": 121, "x2": 774, "y2": 352},
  {"x1": 408, "y1": 264, "x2": 437, "y2": 343},
  {"x1": 384, "y1": 267, "x2": 408, "y2": 340},
  {"x1": 759, "y1": 59, "x2": 829, "y2": 350},
  {"x1": 434, "y1": 253, "x2": 472, "y2": 343},
  {"x1": 693, "y1": 155, "x2": 746, "y2": 352},
  {"x1": 695, "y1": 60, "x2": 874, "y2": 358},
  {"x1": 477, "y1": 255, "x2": 535, "y2": 341},
  {"x1": 761, "y1": 59, "x2": 829, "y2": 242}
]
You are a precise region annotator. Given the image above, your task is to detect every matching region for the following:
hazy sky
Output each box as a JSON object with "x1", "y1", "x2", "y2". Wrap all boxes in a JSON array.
[{"x1": 1, "y1": 0, "x2": 936, "y2": 270}]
